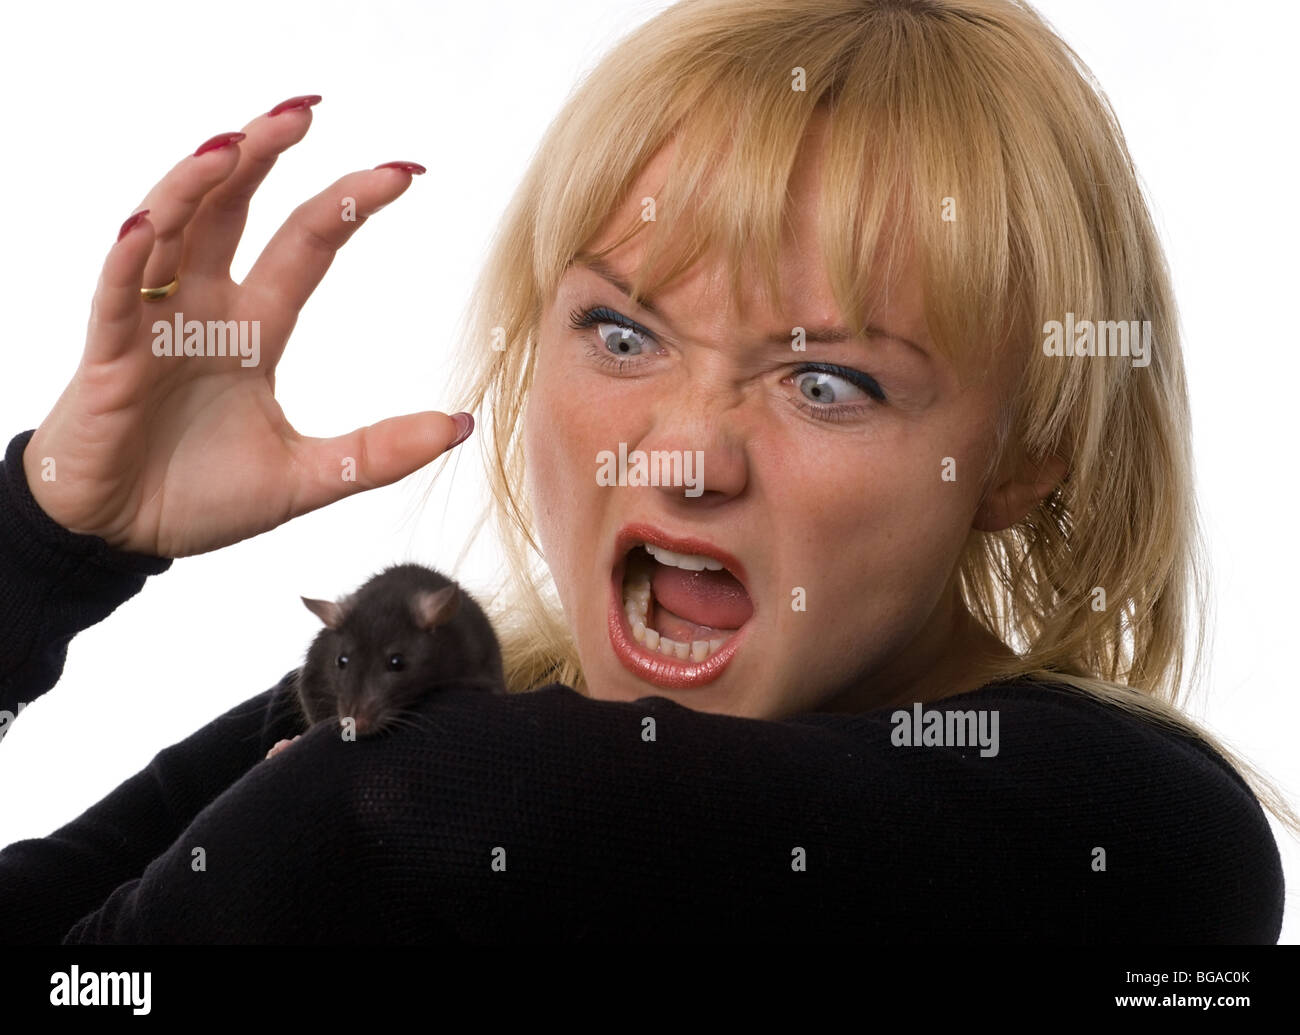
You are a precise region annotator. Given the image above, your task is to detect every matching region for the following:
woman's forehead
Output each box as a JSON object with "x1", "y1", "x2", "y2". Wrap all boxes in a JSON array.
[
  {"x1": 569, "y1": 125, "x2": 936, "y2": 365},
  {"x1": 539, "y1": 88, "x2": 1017, "y2": 387}
]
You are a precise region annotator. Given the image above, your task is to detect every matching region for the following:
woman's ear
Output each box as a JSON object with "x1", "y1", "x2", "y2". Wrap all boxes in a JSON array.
[{"x1": 971, "y1": 454, "x2": 1068, "y2": 532}]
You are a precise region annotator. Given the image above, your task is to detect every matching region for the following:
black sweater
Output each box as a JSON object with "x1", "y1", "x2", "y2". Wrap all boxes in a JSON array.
[{"x1": 0, "y1": 428, "x2": 1284, "y2": 943}]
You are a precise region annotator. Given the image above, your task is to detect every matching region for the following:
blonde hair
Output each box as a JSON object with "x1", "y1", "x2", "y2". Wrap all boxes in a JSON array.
[{"x1": 443, "y1": 0, "x2": 1297, "y2": 834}]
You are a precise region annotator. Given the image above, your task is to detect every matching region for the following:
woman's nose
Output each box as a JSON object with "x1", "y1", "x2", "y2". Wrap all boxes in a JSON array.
[{"x1": 630, "y1": 382, "x2": 750, "y2": 503}]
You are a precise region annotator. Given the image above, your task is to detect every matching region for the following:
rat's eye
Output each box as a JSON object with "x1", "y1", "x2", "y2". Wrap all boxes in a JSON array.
[
  {"x1": 336, "y1": 654, "x2": 349, "y2": 669},
  {"x1": 388, "y1": 653, "x2": 406, "y2": 672}
]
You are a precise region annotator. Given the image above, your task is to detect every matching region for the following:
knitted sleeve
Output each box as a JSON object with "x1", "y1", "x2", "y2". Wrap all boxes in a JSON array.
[
  {"x1": 0, "y1": 429, "x2": 172, "y2": 715},
  {"x1": 0, "y1": 428, "x2": 306, "y2": 942},
  {"x1": 60, "y1": 681, "x2": 1286, "y2": 944}
]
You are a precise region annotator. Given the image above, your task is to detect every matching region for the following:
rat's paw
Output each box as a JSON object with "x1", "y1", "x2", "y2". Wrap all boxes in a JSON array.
[{"x1": 265, "y1": 735, "x2": 302, "y2": 760}]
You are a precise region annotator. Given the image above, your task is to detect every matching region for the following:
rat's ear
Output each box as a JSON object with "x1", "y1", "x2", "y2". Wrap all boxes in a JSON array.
[
  {"x1": 301, "y1": 595, "x2": 352, "y2": 629},
  {"x1": 412, "y1": 585, "x2": 459, "y2": 630}
]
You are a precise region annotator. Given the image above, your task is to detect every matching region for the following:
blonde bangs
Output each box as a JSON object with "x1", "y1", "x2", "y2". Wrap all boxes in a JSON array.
[{"x1": 525, "y1": 2, "x2": 1026, "y2": 378}]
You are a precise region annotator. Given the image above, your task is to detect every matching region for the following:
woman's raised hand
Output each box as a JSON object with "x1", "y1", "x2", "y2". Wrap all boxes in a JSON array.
[{"x1": 22, "y1": 96, "x2": 471, "y2": 559}]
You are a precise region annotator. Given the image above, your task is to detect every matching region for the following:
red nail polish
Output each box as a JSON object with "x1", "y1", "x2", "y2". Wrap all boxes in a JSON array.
[
  {"x1": 117, "y1": 209, "x2": 150, "y2": 242},
  {"x1": 267, "y1": 94, "x2": 322, "y2": 117},
  {"x1": 374, "y1": 161, "x2": 427, "y2": 175},
  {"x1": 193, "y1": 132, "x2": 247, "y2": 157}
]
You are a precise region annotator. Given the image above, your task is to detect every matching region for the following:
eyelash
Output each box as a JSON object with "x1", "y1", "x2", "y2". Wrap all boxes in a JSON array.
[
  {"x1": 568, "y1": 306, "x2": 655, "y2": 374},
  {"x1": 566, "y1": 303, "x2": 887, "y2": 421}
]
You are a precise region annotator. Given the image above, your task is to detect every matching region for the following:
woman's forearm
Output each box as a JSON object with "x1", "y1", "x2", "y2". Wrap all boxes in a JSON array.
[
  {"x1": 0, "y1": 428, "x2": 172, "y2": 715},
  {"x1": 0, "y1": 671, "x2": 304, "y2": 944}
]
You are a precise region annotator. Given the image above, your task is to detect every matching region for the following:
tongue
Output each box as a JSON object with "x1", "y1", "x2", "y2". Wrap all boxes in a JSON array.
[{"x1": 650, "y1": 561, "x2": 753, "y2": 633}]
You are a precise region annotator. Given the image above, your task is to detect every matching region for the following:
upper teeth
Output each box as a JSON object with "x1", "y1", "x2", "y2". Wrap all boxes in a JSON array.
[{"x1": 644, "y1": 543, "x2": 725, "y2": 571}]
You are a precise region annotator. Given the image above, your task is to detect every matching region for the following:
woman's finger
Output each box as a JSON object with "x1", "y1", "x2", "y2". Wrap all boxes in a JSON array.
[
  {"x1": 83, "y1": 210, "x2": 158, "y2": 366},
  {"x1": 181, "y1": 95, "x2": 322, "y2": 279},
  {"x1": 285, "y1": 410, "x2": 470, "y2": 518},
  {"x1": 86, "y1": 125, "x2": 245, "y2": 365},
  {"x1": 137, "y1": 131, "x2": 248, "y2": 292},
  {"x1": 240, "y1": 163, "x2": 425, "y2": 319}
]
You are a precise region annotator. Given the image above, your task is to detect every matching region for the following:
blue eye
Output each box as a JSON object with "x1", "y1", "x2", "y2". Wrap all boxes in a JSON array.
[
  {"x1": 569, "y1": 305, "x2": 654, "y2": 357},
  {"x1": 793, "y1": 364, "x2": 886, "y2": 405},
  {"x1": 567, "y1": 302, "x2": 886, "y2": 421}
]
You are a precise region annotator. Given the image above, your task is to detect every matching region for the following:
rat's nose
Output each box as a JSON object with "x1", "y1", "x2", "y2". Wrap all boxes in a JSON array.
[{"x1": 338, "y1": 707, "x2": 374, "y2": 736}]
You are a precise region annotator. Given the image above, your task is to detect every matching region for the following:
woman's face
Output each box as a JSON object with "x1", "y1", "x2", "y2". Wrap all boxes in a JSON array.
[{"x1": 523, "y1": 117, "x2": 1023, "y2": 719}]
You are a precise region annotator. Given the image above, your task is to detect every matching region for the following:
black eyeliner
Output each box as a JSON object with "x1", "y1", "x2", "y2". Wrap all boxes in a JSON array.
[
  {"x1": 795, "y1": 361, "x2": 887, "y2": 402},
  {"x1": 570, "y1": 304, "x2": 887, "y2": 405},
  {"x1": 568, "y1": 305, "x2": 655, "y2": 341}
]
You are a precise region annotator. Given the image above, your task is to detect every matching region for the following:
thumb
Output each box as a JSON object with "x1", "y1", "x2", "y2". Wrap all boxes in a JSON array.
[{"x1": 288, "y1": 410, "x2": 473, "y2": 515}]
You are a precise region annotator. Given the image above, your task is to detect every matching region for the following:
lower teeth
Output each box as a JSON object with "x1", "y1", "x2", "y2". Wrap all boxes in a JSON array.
[{"x1": 623, "y1": 566, "x2": 728, "y2": 662}]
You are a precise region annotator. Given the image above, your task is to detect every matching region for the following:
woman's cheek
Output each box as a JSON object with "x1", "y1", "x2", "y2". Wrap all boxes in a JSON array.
[
  {"x1": 830, "y1": 448, "x2": 969, "y2": 598},
  {"x1": 524, "y1": 374, "x2": 570, "y2": 563},
  {"x1": 525, "y1": 360, "x2": 614, "y2": 591}
]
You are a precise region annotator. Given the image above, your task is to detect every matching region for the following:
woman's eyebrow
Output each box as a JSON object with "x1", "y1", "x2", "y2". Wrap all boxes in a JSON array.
[
  {"x1": 572, "y1": 255, "x2": 666, "y2": 319},
  {"x1": 571, "y1": 255, "x2": 928, "y2": 358}
]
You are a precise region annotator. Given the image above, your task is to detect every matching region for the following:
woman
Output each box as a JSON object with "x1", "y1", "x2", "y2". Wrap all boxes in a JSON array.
[{"x1": 0, "y1": 0, "x2": 1289, "y2": 942}]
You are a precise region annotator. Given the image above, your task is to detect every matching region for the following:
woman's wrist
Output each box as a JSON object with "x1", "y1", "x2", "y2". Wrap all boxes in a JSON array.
[{"x1": 5, "y1": 429, "x2": 172, "y2": 574}]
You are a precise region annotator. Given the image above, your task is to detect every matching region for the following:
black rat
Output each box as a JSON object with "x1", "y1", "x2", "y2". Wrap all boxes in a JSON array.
[{"x1": 266, "y1": 564, "x2": 505, "y2": 759}]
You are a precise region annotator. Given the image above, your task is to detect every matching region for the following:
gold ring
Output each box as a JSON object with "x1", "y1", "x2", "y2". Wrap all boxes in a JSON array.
[{"x1": 141, "y1": 276, "x2": 179, "y2": 302}]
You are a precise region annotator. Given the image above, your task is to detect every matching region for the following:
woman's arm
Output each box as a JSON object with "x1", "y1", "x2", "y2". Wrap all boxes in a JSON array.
[
  {"x1": 0, "y1": 424, "x2": 305, "y2": 943},
  {"x1": 0, "y1": 671, "x2": 304, "y2": 944},
  {"x1": 57, "y1": 680, "x2": 1284, "y2": 944},
  {"x1": 0, "y1": 100, "x2": 472, "y2": 941},
  {"x1": 0, "y1": 429, "x2": 171, "y2": 714}
]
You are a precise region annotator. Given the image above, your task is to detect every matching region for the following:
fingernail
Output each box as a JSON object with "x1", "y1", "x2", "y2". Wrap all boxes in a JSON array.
[
  {"x1": 267, "y1": 94, "x2": 322, "y2": 117},
  {"x1": 374, "y1": 161, "x2": 427, "y2": 175},
  {"x1": 193, "y1": 131, "x2": 247, "y2": 157},
  {"x1": 449, "y1": 412, "x2": 474, "y2": 447},
  {"x1": 117, "y1": 209, "x2": 150, "y2": 241}
]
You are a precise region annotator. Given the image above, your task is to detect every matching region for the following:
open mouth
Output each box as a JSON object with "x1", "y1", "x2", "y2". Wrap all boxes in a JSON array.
[{"x1": 607, "y1": 524, "x2": 755, "y2": 688}]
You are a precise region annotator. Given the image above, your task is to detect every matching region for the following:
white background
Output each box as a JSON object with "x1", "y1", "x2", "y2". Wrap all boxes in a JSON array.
[{"x1": 0, "y1": 0, "x2": 1295, "y2": 943}]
